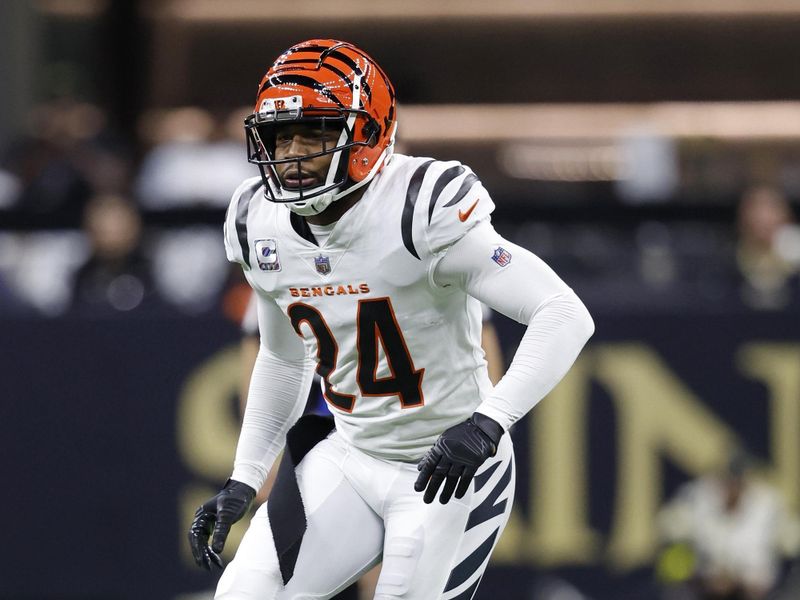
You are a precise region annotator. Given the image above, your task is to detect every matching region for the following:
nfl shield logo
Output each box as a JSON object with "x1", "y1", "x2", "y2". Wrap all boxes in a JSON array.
[
  {"x1": 314, "y1": 254, "x2": 331, "y2": 275},
  {"x1": 491, "y1": 247, "x2": 512, "y2": 267}
]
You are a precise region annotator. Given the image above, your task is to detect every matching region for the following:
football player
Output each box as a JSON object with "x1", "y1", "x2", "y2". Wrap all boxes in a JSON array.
[
  {"x1": 188, "y1": 39, "x2": 594, "y2": 599},
  {"x1": 238, "y1": 291, "x2": 504, "y2": 599}
]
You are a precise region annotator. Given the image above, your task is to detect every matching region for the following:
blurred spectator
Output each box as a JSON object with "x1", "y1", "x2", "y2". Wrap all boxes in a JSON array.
[
  {"x1": 0, "y1": 100, "x2": 117, "y2": 224},
  {"x1": 70, "y1": 193, "x2": 159, "y2": 314},
  {"x1": 0, "y1": 230, "x2": 88, "y2": 316},
  {"x1": 0, "y1": 134, "x2": 91, "y2": 224},
  {"x1": 735, "y1": 186, "x2": 800, "y2": 310},
  {"x1": 655, "y1": 449, "x2": 800, "y2": 600},
  {"x1": 74, "y1": 133, "x2": 135, "y2": 199},
  {"x1": 135, "y1": 107, "x2": 255, "y2": 209}
]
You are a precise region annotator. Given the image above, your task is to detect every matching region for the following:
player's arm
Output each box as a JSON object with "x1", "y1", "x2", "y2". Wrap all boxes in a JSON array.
[
  {"x1": 239, "y1": 293, "x2": 285, "y2": 504},
  {"x1": 436, "y1": 220, "x2": 594, "y2": 429},
  {"x1": 232, "y1": 292, "x2": 314, "y2": 488},
  {"x1": 188, "y1": 291, "x2": 315, "y2": 569},
  {"x1": 239, "y1": 293, "x2": 260, "y2": 415},
  {"x1": 415, "y1": 220, "x2": 593, "y2": 503}
]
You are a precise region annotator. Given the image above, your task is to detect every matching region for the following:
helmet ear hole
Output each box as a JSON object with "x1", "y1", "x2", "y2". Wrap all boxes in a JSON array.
[{"x1": 361, "y1": 120, "x2": 380, "y2": 147}]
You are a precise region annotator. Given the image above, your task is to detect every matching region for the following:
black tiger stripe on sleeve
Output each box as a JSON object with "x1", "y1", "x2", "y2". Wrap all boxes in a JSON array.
[
  {"x1": 229, "y1": 178, "x2": 262, "y2": 269},
  {"x1": 235, "y1": 188, "x2": 253, "y2": 269},
  {"x1": 442, "y1": 172, "x2": 479, "y2": 207},
  {"x1": 401, "y1": 159, "x2": 435, "y2": 260},
  {"x1": 428, "y1": 164, "x2": 465, "y2": 224},
  {"x1": 423, "y1": 162, "x2": 495, "y2": 256}
]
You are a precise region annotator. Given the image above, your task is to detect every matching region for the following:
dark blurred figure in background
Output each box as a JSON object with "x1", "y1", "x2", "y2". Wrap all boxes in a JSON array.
[
  {"x1": 655, "y1": 450, "x2": 800, "y2": 600},
  {"x1": 70, "y1": 193, "x2": 160, "y2": 314},
  {"x1": 1, "y1": 134, "x2": 90, "y2": 224},
  {"x1": 0, "y1": 100, "x2": 124, "y2": 223},
  {"x1": 735, "y1": 186, "x2": 800, "y2": 310}
]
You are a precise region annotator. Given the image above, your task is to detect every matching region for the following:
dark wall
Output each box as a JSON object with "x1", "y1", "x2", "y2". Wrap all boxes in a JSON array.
[{"x1": 3, "y1": 310, "x2": 799, "y2": 599}]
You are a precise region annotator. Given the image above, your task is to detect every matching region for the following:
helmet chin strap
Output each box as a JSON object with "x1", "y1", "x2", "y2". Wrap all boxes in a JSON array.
[{"x1": 287, "y1": 192, "x2": 335, "y2": 216}]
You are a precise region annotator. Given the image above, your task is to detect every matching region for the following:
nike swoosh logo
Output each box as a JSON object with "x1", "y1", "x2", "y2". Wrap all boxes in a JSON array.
[{"x1": 458, "y1": 199, "x2": 480, "y2": 222}]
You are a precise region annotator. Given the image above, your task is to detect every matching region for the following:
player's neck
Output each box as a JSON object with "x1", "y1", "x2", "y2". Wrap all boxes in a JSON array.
[{"x1": 304, "y1": 187, "x2": 367, "y2": 226}]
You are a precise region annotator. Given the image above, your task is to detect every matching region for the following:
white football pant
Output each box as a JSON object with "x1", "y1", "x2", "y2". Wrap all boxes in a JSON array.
[{"x1": 215, "y1": 430, "x2": 515, "y2": 600}]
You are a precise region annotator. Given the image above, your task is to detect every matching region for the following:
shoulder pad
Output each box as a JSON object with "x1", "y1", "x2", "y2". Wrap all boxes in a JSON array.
[
  {"x1": 223, "y1": 176, "x2": 263, "y2": 269},
  {"x1": 398, "y1": 159, "x2": 495, "y2": 259}
]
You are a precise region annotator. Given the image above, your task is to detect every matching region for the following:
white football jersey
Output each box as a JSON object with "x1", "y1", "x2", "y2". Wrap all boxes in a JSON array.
[{"x1": 224, "y1": 154, "x2": 496, "y2": 461}]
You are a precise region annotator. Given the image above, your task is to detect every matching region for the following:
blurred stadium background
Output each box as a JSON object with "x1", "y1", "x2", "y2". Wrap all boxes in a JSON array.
[{"x1": 2, "y1": 1, "x2": 800, "y2": 599}]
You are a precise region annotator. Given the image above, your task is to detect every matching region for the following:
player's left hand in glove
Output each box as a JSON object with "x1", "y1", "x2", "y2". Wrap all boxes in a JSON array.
[
  {"x1": 415, "y1": 412, "x2": 504, "y2": 504},
  {"x1": 188, "y1": 479, "x2": 256, "y2": 570}
]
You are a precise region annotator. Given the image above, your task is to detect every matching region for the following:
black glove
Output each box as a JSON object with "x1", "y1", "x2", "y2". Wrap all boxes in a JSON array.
[
  {"x1": 414, "y1": 412, "x2": 504, "y2": 505},
  {"x1": 188, "y1": 479, "x2": 256, "y2": 570}
]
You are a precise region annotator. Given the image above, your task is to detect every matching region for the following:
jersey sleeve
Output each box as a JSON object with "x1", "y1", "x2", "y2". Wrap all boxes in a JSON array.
[
  {"x1": 223, "y1": 176, "x2": 262, "y2": 269},
  {"x1": 418, "y1": 160, "x2": 495, "y2": 256},
  {"x1": 432, "y1": 221, "x2": 594, "y2": 431},
  {"x1": 230, "y1": 291, "x2": 313, "y2": 490}
]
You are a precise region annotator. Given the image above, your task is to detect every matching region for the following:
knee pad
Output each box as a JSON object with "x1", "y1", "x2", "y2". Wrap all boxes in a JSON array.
[{"x1": 374, "y1": 535, "x2": 422, "y2": 598}]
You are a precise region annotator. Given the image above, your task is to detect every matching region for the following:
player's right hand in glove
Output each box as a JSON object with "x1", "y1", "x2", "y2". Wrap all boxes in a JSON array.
[
  {"x1": 188, "y1": 479, "x2": 256, "y2": 570},
  {"x1": 414, "y1": 412, "x2": 504, "y2": 504}
]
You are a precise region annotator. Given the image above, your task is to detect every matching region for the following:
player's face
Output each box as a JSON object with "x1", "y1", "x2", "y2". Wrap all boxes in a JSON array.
[{"x1": 273, "y1": 121, "x2": 343, "y2": 189}]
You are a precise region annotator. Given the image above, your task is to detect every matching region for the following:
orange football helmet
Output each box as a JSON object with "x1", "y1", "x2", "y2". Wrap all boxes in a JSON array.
[{"x1": 245, "y1": 39, "x2": 397, "y2": 215}]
